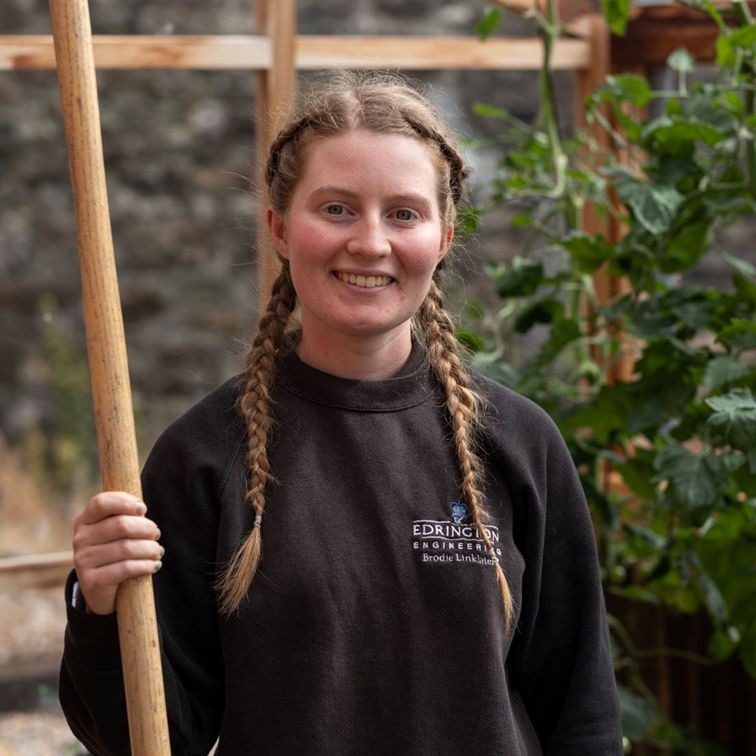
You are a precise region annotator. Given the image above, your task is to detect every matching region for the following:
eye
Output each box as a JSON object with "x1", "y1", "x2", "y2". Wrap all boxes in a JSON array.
[
  {"x1": 394, "y1": 209, "x2": 416, "y2": 221},
  {"x1": 325, "y1": 204, "x2": 345, "y2": 216}
]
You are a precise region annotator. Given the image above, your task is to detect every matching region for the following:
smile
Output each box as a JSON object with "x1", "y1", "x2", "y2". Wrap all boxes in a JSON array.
[{"x1": 335, "y1": 272, "x2": 393, "y2": 288}]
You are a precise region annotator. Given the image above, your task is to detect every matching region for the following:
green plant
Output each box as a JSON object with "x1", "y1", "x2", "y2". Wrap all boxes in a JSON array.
[
  {"x1": 40, "y1": 293, "x2": 98, "y2": 496},
  {"x1": 469, "y1": 1, "x2": 756, "y2": 751}
]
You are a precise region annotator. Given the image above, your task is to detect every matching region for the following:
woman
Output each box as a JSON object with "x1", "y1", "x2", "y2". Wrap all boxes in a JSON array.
[{"x1": 60, "y1": 71, "x2": 622, "y2": 756}]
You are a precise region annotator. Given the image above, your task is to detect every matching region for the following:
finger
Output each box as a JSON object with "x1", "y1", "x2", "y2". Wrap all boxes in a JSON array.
[
  {"x1": 74, "y1": 514, "x2": 160, "y2": 551},
  {"x1": 76, "y1": 492, "x2": 147, "y2": 527},
  {"x1": 75, "y1": 537, "x2": 165, "y2": 573},
  {"x1": 79, "y1": 559, "x2": 164, "y2": 615}
]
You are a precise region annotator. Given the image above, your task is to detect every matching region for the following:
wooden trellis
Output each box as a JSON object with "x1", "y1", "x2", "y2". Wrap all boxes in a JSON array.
[{"x1": 0, "y1": 0, "x2": 607, "y2": 575}]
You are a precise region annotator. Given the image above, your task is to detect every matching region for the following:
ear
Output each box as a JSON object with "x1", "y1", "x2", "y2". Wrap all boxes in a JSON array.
[
  {"x1": 438, "y1": 223, "x2": 454, "y2": 263},
  {"x1": 267, "y1": 207, "x2": 289, "y2": 259}
]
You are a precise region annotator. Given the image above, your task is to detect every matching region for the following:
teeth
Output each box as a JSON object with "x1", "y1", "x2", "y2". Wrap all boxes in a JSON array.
[{"x1": 337, "y1": 273, "x2": 392, "y2": 288}]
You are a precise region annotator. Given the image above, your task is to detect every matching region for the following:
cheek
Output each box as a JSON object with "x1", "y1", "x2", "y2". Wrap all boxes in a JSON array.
[
  {"x1": 401, "y1": 233, "x2": 445, "y2": 276},
  {"x1": 286, "y1": 222, "x2": 335, "y2": 266}
]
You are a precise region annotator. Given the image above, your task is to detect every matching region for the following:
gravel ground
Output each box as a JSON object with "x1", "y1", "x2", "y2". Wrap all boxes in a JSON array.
[
  {"x1": 0, "y1": 707, "x2": 86, "y2": 756},
  {"x1": 0, "y1": 588, "x2": 88, "y2": 755}
]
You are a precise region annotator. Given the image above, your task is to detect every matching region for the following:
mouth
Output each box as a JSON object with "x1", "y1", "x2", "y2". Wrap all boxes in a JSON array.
[{"x1": 335, "y1": 272, "x2": 394, "y2": 289}]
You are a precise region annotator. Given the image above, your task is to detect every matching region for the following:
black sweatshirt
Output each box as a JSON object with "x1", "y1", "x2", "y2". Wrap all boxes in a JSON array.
[{"x1": 60, "y1": 346, "x2": 623, "y2": 755}]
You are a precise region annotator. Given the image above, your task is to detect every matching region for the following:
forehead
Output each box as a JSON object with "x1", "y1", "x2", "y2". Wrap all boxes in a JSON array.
[{"x1": 297, "y1": 130, "x2": 441, "y2": 198}]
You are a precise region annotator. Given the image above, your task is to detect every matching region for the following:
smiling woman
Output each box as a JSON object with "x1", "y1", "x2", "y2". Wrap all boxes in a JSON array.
[
  {"x1": 268, "y1": 129, "x2": 452, "y2": 378},
  {"x1": 58, "y1": 71, "x2": 623, "y2": 756}
]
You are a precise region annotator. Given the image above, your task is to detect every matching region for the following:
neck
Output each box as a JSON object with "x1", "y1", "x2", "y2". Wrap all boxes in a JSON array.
[{"x1": 296, "y1": 327, "x2": 414, "y2": 380}]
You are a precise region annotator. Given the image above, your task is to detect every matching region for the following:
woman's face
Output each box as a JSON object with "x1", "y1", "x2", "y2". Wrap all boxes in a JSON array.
[{"x1": 268, "y1": 129, "x2": 453, "y2": 359}]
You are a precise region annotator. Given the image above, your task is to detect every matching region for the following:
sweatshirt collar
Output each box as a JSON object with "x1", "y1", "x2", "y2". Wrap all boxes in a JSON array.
[{"x1": 276, "y1": 342, "x2": 433, "y2": 412}]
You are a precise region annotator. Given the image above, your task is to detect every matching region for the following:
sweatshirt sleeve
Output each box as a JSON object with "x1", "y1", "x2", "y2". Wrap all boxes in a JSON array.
[
  {"x1": 59, "y1": 383, "x2": 244, "y2": 756},
  {"x1": 481, "y1": 382, "x2": 623, "y2": 755}
]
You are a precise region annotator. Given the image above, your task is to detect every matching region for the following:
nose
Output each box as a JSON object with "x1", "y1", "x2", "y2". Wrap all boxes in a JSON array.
[{"x1": 346, "y1": 215, "x2": 391, "y2": 259}]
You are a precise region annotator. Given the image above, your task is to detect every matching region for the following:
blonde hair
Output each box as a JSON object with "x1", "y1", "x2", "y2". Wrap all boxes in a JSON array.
[{"x1": 217, "y1": 71, "x2": 513, "y2": 634}]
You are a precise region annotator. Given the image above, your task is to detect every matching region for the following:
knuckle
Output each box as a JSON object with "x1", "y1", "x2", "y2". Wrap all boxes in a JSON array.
[{"x1": 112, "y1": 515, "x2": 137, "y2": 538}]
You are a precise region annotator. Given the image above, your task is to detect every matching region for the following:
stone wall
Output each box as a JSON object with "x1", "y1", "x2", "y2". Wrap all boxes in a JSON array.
[
  {"x1": 1, "y1": 0, "x2": 751, "y2": 464},
  {"x1": 0, "y1": 0, "x2": 552, "y2": 456}
]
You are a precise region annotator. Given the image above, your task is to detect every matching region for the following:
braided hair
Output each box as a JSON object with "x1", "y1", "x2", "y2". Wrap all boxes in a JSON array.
[{"x1": 218, "y1": 71, "x2": 514, "y2": 635}]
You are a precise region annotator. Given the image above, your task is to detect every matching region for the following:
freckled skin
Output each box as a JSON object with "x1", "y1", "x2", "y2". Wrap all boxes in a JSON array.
[{"x1": 268, "y1": 129, "x2": 454, "y2": 379}]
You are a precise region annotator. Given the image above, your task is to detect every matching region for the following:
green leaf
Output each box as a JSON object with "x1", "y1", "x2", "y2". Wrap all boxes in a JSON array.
[
  {"x1": 721, "y1": 251, "x2": 756, "y2": 279},
  {"x1": 703, "y1": 0, "x2": 728, "y2": 32},
  {"x1": 614, "y1": 456, "x2": 659, "y2": 500},
  {"x1": 665, "y1": 97, "x2": 683, "y2": 117},
  {"x1": 510, "y1": 213, "x2": 532, "y2": 228},
  {"x1": 612, "y1": 74, "x2": 652, "y2": 106},
  {"x1": 698, "y1": 508, "x2": 744, "y2": 540},
  {"x1": 626, "y1": 379, "x2": 697, "y2": 436},
  {"x1": 535, "y1": 319, "x2": 582, "y2": 365},
  {"x1": 475, "y1": 7, "x2": 502, "y2": 40},
  {"x1": 624, "y1": 521, "x2": 668, "y2": 552},
  {"x1": 562, "y1": 385, "x2": 632, "y2": 445},
  {"x1": 593, "y1": 74, "x2": 651, "y2": 108},
  {"x1": 557, "y1": 232, "x2": 615, "y2": 274},
  {"x1": 704, "y1": 195, "x2": 756, "y2": 215},
  {"x1": 728, "y1": 24, "x2": 756, "y2": 50},
  {"x1": 742, "y1": 629, "x2": 756, "y2": 679},
  {"x1": 716, "y1": 34, "x2": 735, "y2": 67},
  {"x1": 709, "y1": 627, "x2": 738, "y2": 661},
  {"x1": 514, "y1": 298, "x2": 564, "y2": 334},
  {"x1": 617, "y1": 685, "x2": 657, "y2": 741},
  {"x1": 703, "y1": 356, "x2": 753, "y2": 392},
  {"x1": 662, "y1": 218, "x2": 712, "y2": 273},
  {"x1": 717, "y1": 319, "x2": 756, "y2": 351},
  {"x1": 643, "y1": 117, "x2": 727, "y2": 148},
  {"x1": 653, "y1": 445, "x2": 720, "y2": 511},
  {"x1": 494, "y1": 257, "x2": 543, "y2": 298},
  {"x1": 694, "y1": 561, "x2": 729, "y2": 624},
  {"x1": 473, "y1": 102, "x2": 512, "y2": 119},
  {"x1": 706, "y1": 389, "x2": 756, "y2": 451},
  {"x1": 600, "y1": 0, "x2": 632, "y2": 35},
  {"x1": 617, "y1": 181, "x2": 684, "y2": 235},
  {"x1": 667, "y1": 47, "x2": 696, "y2": 73}
]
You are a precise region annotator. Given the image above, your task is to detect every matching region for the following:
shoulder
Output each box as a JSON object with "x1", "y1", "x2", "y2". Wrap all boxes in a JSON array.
[
  {"x1": 146, "y1": 374, "x2": 247, "y2": 467},
  {"x1": 469, "y1": 369, "x2": 563, "y2": 448}
]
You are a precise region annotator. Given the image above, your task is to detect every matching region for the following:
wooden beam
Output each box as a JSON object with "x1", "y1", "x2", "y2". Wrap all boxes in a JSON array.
[
  {"x1": 0, "y1": 35, "x2": 591, "y2": 71},
  {"x1": 254, "y1": 1, "x2": 274, "y2": 314},
  {"x1": 0, "y1": 551, "x2": 73, "y2": 591},
  {"x1": 296, "y1": 36, "x2": 590, "y2": 70},
  {"x1": 0, "y1": 35, "x2": 271, "y2": 70},
  {"x1": 255, "y1": 0, "x2": 296, "y2": 304}
]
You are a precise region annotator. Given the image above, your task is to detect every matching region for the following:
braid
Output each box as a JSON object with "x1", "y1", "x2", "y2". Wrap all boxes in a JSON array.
[
  {"x1": 265, "y1": 115, "x2": 314, "y2": 199},
  {"x1": 217, "y1": 262, "x2": 297, "y2": 615},
  {"x1": 405, "y1": 117, "x2": 470, "y2": 209},
  {"x1": 230, "y1": 73, "x2": 512, "y2": 633},
  {"x1": 416, "y1": 274, "x2": 515, "y2": 636}
]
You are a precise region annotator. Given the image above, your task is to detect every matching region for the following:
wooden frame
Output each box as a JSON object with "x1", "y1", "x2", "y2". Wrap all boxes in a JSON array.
[
  {"x1": 0, "y1": 1, "x2": 605, "y2": 586},
  {"x1": 0, "y1": 35, "x2": 591, "y2": 71}
]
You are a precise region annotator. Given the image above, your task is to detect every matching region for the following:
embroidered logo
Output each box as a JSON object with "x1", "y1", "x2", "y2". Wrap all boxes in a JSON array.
[
  {"x1": 450, "y1": 500, "x2": 467, "y2": 524},
  {"x1": 411, "y1": 501, "x2": 501, "y2": 565}
]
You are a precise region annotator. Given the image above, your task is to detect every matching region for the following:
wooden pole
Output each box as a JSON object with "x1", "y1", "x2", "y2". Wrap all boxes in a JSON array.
[
  {"x1": 48, "y1": 0, "x2": 171, "y2": 753},
  {"x1": 254, "y1": 0, "x2": 297, "y2": 311}
]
